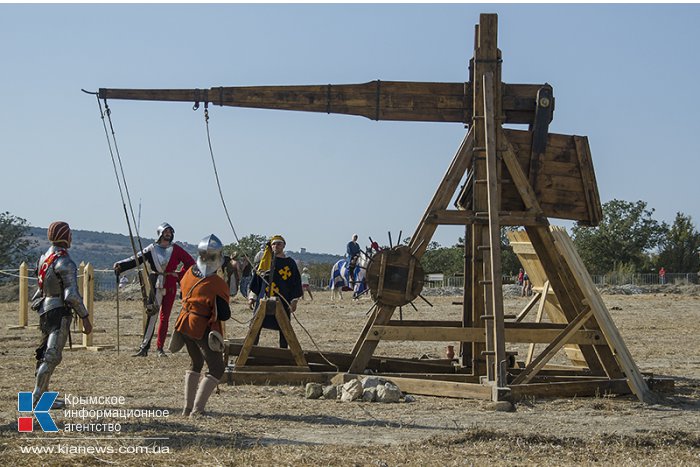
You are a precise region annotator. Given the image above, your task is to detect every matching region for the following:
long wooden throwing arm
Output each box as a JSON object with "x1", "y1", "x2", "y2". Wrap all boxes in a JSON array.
[{"x1": 98, "y1": 81, "x2": 543, "y2": 125}]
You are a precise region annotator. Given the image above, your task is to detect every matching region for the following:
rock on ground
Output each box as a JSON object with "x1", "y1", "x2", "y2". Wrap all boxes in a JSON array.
[
  {"x1": 305, "y1": 382, "x2": 323, "y2": 399},
  {"x1": 361, "y1": 376, "x2": 388, "y2": 389},
  {"x1": 376, "y1": 382, "x2": 401, "y2": 403},
  {"x1": 341, "y1": 379, "x2": 363, "y2": 402},
  {"x1": 322, "y1": 384, "x2": 338, "y2": 400},
  {"x1": 362, "y1": 388, "x2": 377, "y2": 402}
]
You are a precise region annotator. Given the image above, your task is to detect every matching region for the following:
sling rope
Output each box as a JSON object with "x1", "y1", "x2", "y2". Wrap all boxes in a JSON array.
[
  {"x1": 201, "y1": 105, "x2": 339, "y2": 371},
  {"x1": 93, "y1": 96, "x2": 154, "y2": 314}
]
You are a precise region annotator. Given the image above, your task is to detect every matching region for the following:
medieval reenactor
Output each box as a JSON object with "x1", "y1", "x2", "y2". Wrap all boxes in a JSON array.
[
  {"x1": 172, "y1": 234, "x2": 230, "y2": 416},
  {"x1": 114, "y1": 222, "x2": 195, "y2": 357},
  {"x1": 31, "y1": 221, "x2": 92, "y2": 408},
  {"x1": 247, "y1": 235, "x2": 303, "y2": 348}
]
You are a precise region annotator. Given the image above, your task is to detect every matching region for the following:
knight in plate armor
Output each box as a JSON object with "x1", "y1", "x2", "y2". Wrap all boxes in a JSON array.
[
  {"x1": 113, "y1": 222, "x2": 195, "y2": 357},
  {"x1": 31, "y1": 221, "x2": 92, "y2": 408}
]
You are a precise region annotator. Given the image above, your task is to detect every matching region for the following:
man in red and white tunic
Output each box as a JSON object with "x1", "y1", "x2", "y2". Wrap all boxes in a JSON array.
[{"x1": 114, "y1": 222, "x2": 195, "y2": 357}]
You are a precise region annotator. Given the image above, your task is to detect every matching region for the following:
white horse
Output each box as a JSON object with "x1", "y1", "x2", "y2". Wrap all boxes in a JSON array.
[{"x1": 329, "y1": 250, "x2": 371, "y2": 301}]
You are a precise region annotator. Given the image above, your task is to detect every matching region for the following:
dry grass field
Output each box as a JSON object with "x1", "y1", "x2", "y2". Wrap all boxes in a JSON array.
[{"x1": 0, "y1": 290, "x2": 699, "y2": 465}]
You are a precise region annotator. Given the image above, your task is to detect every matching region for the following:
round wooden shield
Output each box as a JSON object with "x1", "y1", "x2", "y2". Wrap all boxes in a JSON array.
[{"x1": 366, "y1": 246, "x2": 424, "y2": 307}]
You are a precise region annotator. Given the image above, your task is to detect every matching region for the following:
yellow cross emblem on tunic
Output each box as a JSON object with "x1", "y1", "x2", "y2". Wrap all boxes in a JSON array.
[
  {"x1": 266, "y1": 282, "x2": 280, "y2": 297},
  {"x1": 279, "y1": 265, "x2": 292, "y2": 280}
]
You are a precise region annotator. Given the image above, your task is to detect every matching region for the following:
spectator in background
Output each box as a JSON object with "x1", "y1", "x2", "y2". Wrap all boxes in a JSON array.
[
  {"x1": 301, "y1": 267, "x2": 313, "y2": 300},
  {"x1": 522, "y1": 271, "x2": 532, "y2": 297},
  {"x1": 221, "y1": 254, "x2": 242, "y2": 298},
  {"x1": 517, "y1": 268, "x2": 524, "y2": 286},
  {"x1": 659, "y1": 267, "x2": 667, "y2": 285},
  {"x1": 238, "y1": 256, "x2": 253, "y2": 298}
]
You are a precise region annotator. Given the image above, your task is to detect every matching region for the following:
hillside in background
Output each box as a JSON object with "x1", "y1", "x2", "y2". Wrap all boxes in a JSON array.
[{"x1": 23, "y1": 228, "x2": 341, "y2": 270}]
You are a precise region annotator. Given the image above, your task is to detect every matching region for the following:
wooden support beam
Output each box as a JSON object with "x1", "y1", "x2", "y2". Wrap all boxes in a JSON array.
[
  {"x1": 235, "y1": 299, "x2": 275, "y2": 367},
  {"x1": 512, "y1": 308, "x2": 594, "y2": 385},
  {"x1": 468, "y1": 13, "x2": 502, "y2": 381},
  {"x1": 550, "y1": 227, "x2": 655, "y2": 402},
  {"x1": 483, "y1": 71, "x2": 507, "y2": 386},
  {"x1": 500, "y1": 129, "x2": 544, "y2": 214},
  {"x1": 525, "y1": 281, "x2": 550, "y2": 364},
  {"x1": 273, "y1": 302, "x2": 308, "y2": 368},
  {"x1": 514, "y1": 291, "x2": 542, "y2": 322},
  {"x1": 348, "y1": 305, "x2": 396, "y2": 373},
  {"x1": 368, "y1": 325, "x2": 603, "y2": 345},
  {"x1": 573, "y1": 136, "x2": 603, "y2": 225},
  {"x1": 427, "y1": 209, "x2": 547, "y2": 226},
  {"x1": 334, "y1": 374, "x2": 493, "y2": 400},
  {"x1": 224, "y1": 370, "x2": 336, "y2": 386},
  {"x1": 232, "y1": 365, "x2": 318, "y2": 373},
  {"x1": 371, "y1": 373, "x2": 482, "y2": 383},
  {"x1": 528, "y1": 84, "x2": 554, "y2": 193},
  {"x1": 510, "y1": 378, "x2": 632, "y2": 399},
  {"x1": 524, "y1": 226, "x2": 611, "y2": 376},
  {"x1": 227, "y1": 343, "x2": 456, "y2": 373}
]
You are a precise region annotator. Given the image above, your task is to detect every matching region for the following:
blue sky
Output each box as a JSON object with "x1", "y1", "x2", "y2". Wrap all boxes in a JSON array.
[{"x1": 2, "y1": 4, "x2": 699, "y2": 255}]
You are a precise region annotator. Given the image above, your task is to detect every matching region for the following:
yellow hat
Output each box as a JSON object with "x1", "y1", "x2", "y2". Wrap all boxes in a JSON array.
[{"x1": 270, "y1": 235, "x2": 285, "y2": 245}]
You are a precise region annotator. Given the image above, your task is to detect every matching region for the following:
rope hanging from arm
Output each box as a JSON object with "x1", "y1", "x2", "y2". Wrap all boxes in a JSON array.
[
  {"x1": 93, "y1": 95, "x2": 154, "y2": 314},
  {"x1": 201, "y1": 106, "x2": 339, "y2": 370}
]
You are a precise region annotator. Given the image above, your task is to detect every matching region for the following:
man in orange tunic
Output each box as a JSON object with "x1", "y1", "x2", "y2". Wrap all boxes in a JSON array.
[{"x1": 174, "y1": 234, "x2": 230, "y2": 416}]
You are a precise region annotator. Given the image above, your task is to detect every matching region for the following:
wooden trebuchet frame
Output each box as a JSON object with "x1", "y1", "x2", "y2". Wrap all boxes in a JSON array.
[{"x1": 96, "y1": 13, "x2": 667, "y2": 402}]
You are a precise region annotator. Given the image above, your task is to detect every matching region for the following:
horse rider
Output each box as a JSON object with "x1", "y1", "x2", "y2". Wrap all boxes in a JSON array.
[{"x1": 346, "y1": 233, "x2": 361, "y2": 284}]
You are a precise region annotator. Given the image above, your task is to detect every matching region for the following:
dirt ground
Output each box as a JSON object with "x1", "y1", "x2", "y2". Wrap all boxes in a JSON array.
[{"x1": 0, "y1": 291, "x2": 698, "y2": 465}]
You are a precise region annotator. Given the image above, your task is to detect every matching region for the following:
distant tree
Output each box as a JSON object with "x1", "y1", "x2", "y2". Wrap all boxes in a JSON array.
[
  {"x1": 403, "y1": 233, "x2": 521, "y2": 277},
  {"x1": 421, "y1": 246, "x2": 463, "y2": 276},
  {"x1": 0, "y1": 212, "x2": 36, "y2": 271},
  {"x1": 224, "y1": 234, "x2": 267, "y2": 260},
  {"x1": 500, "y1": 227, "x2": 522, "y2": 277},
  {"x1": 572, "y1": 199, "x2": 666, "y2": 275},
  {"x1": 657, "y1": 213, "x2": 700, "y2": 273}
]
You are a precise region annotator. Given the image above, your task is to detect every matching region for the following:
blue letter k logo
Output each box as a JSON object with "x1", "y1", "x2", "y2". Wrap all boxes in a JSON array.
[{"x1": 18, "y1": 392, "x2": 59, "y2": 432}]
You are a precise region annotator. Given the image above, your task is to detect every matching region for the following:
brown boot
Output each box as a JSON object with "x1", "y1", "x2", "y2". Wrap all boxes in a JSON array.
[
  {"x1": 182, "y1": 371, "x2": 200, "y2": 416},
  {"x1": 190, "y1": 374, "x2": 219, "y2": 417}
]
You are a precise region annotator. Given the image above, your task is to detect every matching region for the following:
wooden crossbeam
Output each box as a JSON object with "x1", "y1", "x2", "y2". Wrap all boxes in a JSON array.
[
  {"x1": 427, "y1": 210, "x2": 547, "y2": 226},
  {"x1": 367, "y1": 325, "x2": 604, "y2": 345},
  {"x1": 510, "y1": 378, "x2": 633, "y2": 399},
  {"x1": 334, "y1": 374, "x2": 493, "y2": 400}
]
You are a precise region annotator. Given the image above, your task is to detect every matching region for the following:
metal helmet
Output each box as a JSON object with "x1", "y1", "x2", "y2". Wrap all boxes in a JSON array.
[
  {"x1": 196, "y1": 234, "x2": 224, "y2": 277},
  {"x1": 156, "y1": 222, "x2": 174, "y2": 241}
]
